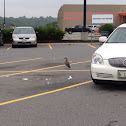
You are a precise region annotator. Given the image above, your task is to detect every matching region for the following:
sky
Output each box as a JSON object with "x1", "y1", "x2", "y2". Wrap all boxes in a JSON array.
[{"x1": 0, "y1": 0, "x2": 126, "y2": 18}]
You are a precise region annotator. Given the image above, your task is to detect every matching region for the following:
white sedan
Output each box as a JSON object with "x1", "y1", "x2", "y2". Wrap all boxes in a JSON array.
[{"x1": 91, "y1": 24, "x2": 126, "y2": 84}]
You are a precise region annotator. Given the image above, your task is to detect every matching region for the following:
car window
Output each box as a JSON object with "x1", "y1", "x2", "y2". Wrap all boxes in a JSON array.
[
  {"x1": 107, "y1": 28, "x2": 126, "y2": 43},
  {"x1": 13, "y1": 28, "x2": 35, "y2": 34},
  {"x1": 79, "y1": 25, "x2": 83, "y2": 28}
]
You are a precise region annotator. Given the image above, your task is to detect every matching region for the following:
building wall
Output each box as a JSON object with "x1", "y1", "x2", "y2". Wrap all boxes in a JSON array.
[{"x1": 58, "y1": 4, "x2": 126, "y2": 30}]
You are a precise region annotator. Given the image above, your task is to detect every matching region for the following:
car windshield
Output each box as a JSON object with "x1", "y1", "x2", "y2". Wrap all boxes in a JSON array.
[
  {"x1": 13, "y1": 28, "x2": 35, "y2": 34},
  {"x1": 107, "y1": 28, "x2": 126, "y2": 43}
]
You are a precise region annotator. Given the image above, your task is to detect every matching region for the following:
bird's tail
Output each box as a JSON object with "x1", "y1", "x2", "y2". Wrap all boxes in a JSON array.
[{"x1": 68, "y1": 64, "x2": 71, "y2": 68}]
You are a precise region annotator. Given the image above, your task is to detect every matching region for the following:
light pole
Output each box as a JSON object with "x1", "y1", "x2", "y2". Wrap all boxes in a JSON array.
[
  {"x1": 83, "y1": 0, "x2": 86, "y2": 31},
  {"x1": 81, "y1": 0, "x2": 88, "y2": 40},
  {"x1": 3, "y1": 0, "x2": 5, "y2": 28}
]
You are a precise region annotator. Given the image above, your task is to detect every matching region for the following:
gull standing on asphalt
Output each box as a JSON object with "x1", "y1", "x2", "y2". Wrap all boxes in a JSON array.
[{"x1": 64, "y1": 57, "x2": 71, "y2": 68}]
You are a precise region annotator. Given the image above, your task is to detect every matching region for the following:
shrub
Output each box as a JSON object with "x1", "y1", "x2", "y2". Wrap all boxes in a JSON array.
[
  {"x1": 3, "y1": 26, "x2": 65, "y2": 43},
  {"x1": 99, "y1": 24, "x2": 114, "y2": 35},
  {"x1": 34, "y1": 26, "x2": 46, "y2": 41},
  {"x1": 2, "y1": 29, "x2": 14, "y2": 43},
  {"x1": 35, "y1": 26, "x2": 65, "y2": 41},
  {"x1": 44, "y1": 26, "x2": 57, "y2": 40},
  {"x1": 55, "y1": 28, "x2": 65, "y2": 40}
]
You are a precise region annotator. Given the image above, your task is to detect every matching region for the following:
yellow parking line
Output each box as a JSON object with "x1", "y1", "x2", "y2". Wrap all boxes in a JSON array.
[
  {"x1": 0, "y1": 80, "x2": 93, "y2": 106},
  {"x1": 0, "y1": 58, "x2": 42, "y2": 65},
  {"x1": 38, "y1": 70, "x2": 90, "y2": 72},
  {"x1": 88, "y1": 44, "x2": 96, "y2": 49},
  {"x1": 0, "y1": 71, "x2": 24, "y2": 73},
  {"x1": 0, "y1": 60, "x2": 91, "y2": 78},
  {"x1": 0, "y1": 69, "x2": 90, "y2": 73},
  {"x1": 49, "y1": 44, "x2": 52, "y2": 49},
  {"x1": 7, "y1": 46, "x2": 12, "y2": 50}
]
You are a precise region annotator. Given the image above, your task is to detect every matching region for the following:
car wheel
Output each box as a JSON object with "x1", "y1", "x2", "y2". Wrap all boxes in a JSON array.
[
  {"x1": 69, "y1": 31, "x2": 72, "y2": 34},
  {"x1": 0, "y1": 40, "x2": 4, "y2": 46},
  {"x1": 12, "y1": 44, "x2": 16, "y2": 48},
  {"x1": 33, "y1": 43, "x2": 37, "y2": 47}
]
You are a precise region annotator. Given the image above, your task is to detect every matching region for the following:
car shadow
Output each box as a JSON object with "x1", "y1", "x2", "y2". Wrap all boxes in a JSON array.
[
  {"x1": 93, "y1": 83, "x2": 126, "y2": 91},
  {"x1": 13, "y1": 45, "x2": 36, "y2": 48}
]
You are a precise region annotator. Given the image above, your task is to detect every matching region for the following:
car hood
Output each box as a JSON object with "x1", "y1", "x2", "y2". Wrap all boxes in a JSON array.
[
  {"x1": 95, "y1": 43, "x2": 126, "y2": 59},
  {"x1": 13, "y1": 34, "x2": 34, "y2": 38}
]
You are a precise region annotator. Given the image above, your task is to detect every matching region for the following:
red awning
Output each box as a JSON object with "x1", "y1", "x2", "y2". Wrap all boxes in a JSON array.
[{"x1": 118, "y1": 13, "x2": 126, "y2": 16}]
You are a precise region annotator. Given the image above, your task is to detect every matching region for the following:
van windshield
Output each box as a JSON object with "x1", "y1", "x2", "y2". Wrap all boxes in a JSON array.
[{"x1": 13, "y1": 28, "x2": 35, "y2": 34}]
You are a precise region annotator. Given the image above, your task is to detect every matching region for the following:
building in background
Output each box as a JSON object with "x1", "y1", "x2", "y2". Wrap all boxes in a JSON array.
[{"x1": 58, "y1": 4, "x2": 126, "y2": 30}]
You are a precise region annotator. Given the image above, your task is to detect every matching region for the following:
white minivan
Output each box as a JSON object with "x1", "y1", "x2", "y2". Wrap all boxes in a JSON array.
[{"x1": 12, "y1": 26, "x2": 37, "y2": 48}]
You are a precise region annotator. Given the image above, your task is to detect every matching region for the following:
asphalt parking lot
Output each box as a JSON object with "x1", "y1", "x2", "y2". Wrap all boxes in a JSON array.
[{"x1": 1, "y1": 43, "x2": 126, "y2": 126}]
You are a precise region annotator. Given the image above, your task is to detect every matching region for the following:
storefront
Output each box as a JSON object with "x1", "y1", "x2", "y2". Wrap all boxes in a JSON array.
[{"x1": 58, "y1": 4, "x2": 125, "y2": 30}]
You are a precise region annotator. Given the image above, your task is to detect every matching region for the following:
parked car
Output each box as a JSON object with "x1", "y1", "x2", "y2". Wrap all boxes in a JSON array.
[
  {"x1": 94, "y1": 25, "x2": 101, "y2": 33},
  {"x1": 0, "y1": 29, "x2": 4, "y2": 46},
  {"x1": 12, "y1": 26, "x2": 37, "y2": 48},
  {"x1": 87, "y1": 25, "x2": 97, "y2": 32},
  {"x1": 65, "y1": 25, "x2": 91, "y2": 34},
  {"x1": 91, "y1": 24, "x2": 126, "y2": 84}
]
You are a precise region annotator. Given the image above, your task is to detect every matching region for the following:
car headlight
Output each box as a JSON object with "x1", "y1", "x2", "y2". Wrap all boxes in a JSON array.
[
  {"x1": 92, "y1": 53, "x2": 104, "y2": 64},
  {"x1": 12, "y1": 35, "x2": 18, "y2": 39},
  {"x1": 31, "y1": 35, "x2": 36, "y2": 39}
]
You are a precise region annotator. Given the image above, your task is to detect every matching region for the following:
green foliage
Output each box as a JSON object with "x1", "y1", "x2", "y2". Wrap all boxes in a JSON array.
[
  {"x1": 34, "y1": 26, "x2": 46, "y2": 41},
  {"x1": 45, "y1": 26, "x2": 58, "y2": 40},
  {"x1": 35, "y1": 26, "x2": 65, "y2": 41},
  {"x1": 2, "y1": 25, "x2": 65, "y2": 43},
  {"x1": 2, "y1": 29, "x2": 14, "y2": 43},
  {"x1": 0, "y1": 16, "x2": 57, "y2": 27},
  {"x1": 99, "y1": 24, "x2": 114, "y2": 35},
  {"x1": 46, "y1": 21, "x2": 58, "y2": 27},
  {"x1": 10, "y1": 23, "x2": 15, "y2": 26}
]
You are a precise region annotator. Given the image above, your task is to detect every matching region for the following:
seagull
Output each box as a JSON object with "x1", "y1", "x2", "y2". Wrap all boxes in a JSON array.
[{"x1": 64, "y1": 57, "x2": 71, "y2": 68}]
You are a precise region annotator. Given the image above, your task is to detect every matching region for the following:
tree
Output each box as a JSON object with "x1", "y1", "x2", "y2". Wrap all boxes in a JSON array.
[
  {"x1": 46, "y1": 21, "x2": 58, "y2": 27},
  {"x1": 99, "y1": 24, "x2": 114, "y2": 35}
]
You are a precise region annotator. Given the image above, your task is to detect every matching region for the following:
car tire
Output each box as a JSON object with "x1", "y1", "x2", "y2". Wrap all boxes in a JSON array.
[
  {"x1": 0, "y1": 40, "x2": 4, "y2": 46},
  {"x1": 12, "y1": 44, "x2": 16, "y2": 48},
  {"x1": 68, "y1": 31, "x2": 72, "y2": 34},
  {"x1": 33, "y1": 43, "x2": 37, "y2": 47}
]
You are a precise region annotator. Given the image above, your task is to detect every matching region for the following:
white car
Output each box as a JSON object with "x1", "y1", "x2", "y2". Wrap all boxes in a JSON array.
[
  {"x1": 91, "y1": 24, "x2": 126, "y2": 84},
  {"x1": 12, "y1": 26, "x2": 37, "y2": 48},
  {"x1": 87, "y1": 25, "x2": 97, "y2": 31}
]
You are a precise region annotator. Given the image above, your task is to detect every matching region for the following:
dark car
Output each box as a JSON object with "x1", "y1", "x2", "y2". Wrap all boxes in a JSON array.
[
  {"x1": 0, "y1": 29, "x2": 4, "y2": 46},
  {"x1": 65, "y1": 25, "x2": 91, "y2": 34}
]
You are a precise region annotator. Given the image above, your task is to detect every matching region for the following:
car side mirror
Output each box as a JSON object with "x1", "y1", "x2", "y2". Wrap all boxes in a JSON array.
[{"x1": 99, "y1": 36, "x2": 107, "y2": 43}]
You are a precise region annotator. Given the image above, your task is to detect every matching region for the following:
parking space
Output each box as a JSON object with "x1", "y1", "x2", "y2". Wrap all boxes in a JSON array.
[
  {"x1": 0, "y1": 43, "x2": 95, "y2": 103},
  {"x1": 1, "y1": 43, "x2": 126, "y2": 126}
]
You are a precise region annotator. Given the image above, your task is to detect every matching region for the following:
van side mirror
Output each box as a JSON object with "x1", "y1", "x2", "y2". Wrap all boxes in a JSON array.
[{"x1": 99, "y1": 36, "x2": 107, "y2": 43}]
